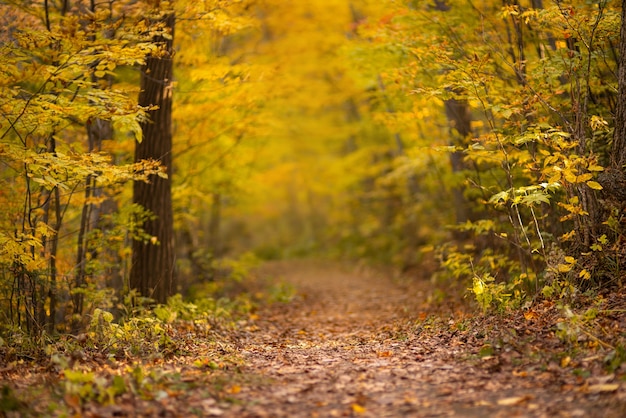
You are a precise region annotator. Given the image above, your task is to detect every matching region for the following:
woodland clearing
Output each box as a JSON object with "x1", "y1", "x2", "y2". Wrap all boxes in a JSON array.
[{"x1": 1, "y1": 260, "x2": 625, "y2": 417}]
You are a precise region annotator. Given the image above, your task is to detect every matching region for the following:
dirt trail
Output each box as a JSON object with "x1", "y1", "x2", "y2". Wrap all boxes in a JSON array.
[
  {"x1": 221, "y1": 261, "x2": 625, "y2": 417},
  {"x1": 3, "y1": 260, "x2": 624, "y2": 417}
]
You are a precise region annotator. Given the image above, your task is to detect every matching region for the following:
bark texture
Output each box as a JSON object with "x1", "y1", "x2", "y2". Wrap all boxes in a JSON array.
[
  {"x1": 130, "y1": 12, "x2": 176, "y2": 303},
  {"x1": 612, "y1": 0, "x2": 626, "y2": 170},
  {"x1": 599, "y1": 2, "x2": 626, "y2": 204}
]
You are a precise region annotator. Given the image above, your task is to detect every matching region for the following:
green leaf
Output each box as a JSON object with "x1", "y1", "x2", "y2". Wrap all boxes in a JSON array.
[
  {"x1": 520, "y1": 191, "x2": 550, "y2": 206},
  {"x1": 111, "y1": 375, "x2": 126, "y2": 396},
  {"x1": 489, "y1": 190, "x2": 509, "y2": 204},
  {"x1": 64, "y1": 370, "x2": 95, "y2": 384}
]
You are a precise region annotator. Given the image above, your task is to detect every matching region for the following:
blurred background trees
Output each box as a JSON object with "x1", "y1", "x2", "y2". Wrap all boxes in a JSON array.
[{"x1": 0, "y1": 0, "x2": 622, "y2": 338}]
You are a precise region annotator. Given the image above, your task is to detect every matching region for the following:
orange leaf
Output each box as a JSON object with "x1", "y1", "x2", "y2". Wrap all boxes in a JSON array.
[
  {"x1": 351, "y1": 403, "x2": 366, "y2": 414},
  {"x1": 64, "y1": 394, "x2": 81, "y2": 409},
  {"x1": 523, "y1": 310, "x2": 538, "y2": 320}
]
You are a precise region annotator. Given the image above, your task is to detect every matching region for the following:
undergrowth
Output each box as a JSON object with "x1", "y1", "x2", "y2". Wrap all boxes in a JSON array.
[{"x1": 0, "y1": 254, "x2": 288, "y2": 416}]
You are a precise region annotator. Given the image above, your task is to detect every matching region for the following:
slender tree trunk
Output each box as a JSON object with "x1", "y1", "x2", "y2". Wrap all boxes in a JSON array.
[
  {"x1": 598, "y1": 0, "x2": 626, "y2": 223},
  {"x1": 130, "y1": 12, "x2": 176, "y2": 304},
  {"x1": 432, "y1": 1, "x2": 474, "y2": 228},
  {"x1": 377, "y1": 76, "x2": 421, "y2": 267},
  {"x1": 73, "y1": 118, "x2": 112, "y2": 329},
  {"x1": 444, "y1": 97, "x2": 473, "y2": 226},
  {"x1": 208, "y1": 193, "x2": 222, "y2": 258},
  {"x1": 591, "y1": 0, "x2": 626, "y2": 286},
  {"x1": 73, "y1": 0, "x2": 117, "y2": 329},
  {"x1": 612, "y1": 0, "x2": 626, "y2": 171}
]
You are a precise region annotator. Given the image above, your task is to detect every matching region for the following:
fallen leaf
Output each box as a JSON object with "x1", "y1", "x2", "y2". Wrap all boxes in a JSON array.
[
  {"x1": 351, "y1": 403, "x2": 366, "y2": 414},
  {"x1": 524, "y1": 310, "x2": 538, "y2": 320},
  {"x1": 587, "y1": 374, "x2": 615, "y2": 385},
  {"x1": 497, "y1": 395, "x2": 532, "y2": 406},
  {"x1": 63, "y1": 394, "x2": 81, "y2": 409},
  {"x1": 587, "y1": 384, "x2": 619, "y2": 393},
  {"x1": 204, "y1": 407, "x2": 224, "y2": 416},
  {"x1": 561, "y1": 356, "x2": 571, "y2": 368},
  {"x1": 154, "y1": 390, "x2": 168, "y2": 400}
]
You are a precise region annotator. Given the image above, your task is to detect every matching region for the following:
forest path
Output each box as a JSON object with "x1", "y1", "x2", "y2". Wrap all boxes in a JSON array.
[
  {"x1": 3, "y1": 260, "x2": 624, "y2": 417},
  {"x1": 220, "y1": 260, "x2": 624, "y2": 418}
]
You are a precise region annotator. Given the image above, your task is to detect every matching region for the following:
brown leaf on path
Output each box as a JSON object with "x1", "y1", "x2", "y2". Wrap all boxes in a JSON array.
[
  {"x1": 497, "y1": 395, "x2": 533, "y2": 406},
  {"x1": 63, "y1": 393, "x2": 81, "y2": 410}
]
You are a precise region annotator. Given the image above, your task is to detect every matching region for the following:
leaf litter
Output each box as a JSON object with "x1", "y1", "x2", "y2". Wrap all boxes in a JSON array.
[{"x1": 1, "y1": 260, "x2": 625, "y2": 417}]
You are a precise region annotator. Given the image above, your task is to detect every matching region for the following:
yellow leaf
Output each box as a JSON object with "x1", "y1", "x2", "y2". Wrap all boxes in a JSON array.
[
  {"x1": 564, "y1": 256, "x2": 576, "y2": 264},
  {"x1": 560, "y1": 230, "x2": 577, "y2": 242},
  {"x1": 557, "y1": 263, "x2": 572, "y2": 273},
  {"x1": 579, "y1": 269, "x2": 591, "y2": 280},
  {"x1": 560, "y1": 356, "x2": 571, "y2": 367},
  {"x1": 547, "y1": 173, "x2": 562, "y2": 183},
  {"x1": 351, "y1": 403, "x2": 366, "y2": 414},
  {"x1": 555, "y1": 40, "x2": 567, "y2": 49},
  {"x1": 588, "y1": 384, "x2": 619, "y2": 393},
  {"x1": 564, "y1": 171, "x2": 577, "y2": 183},
  {"x1": 586, "y1": 181, "x2": 603, "y2": 190},
  {"x1": 228, "y1": 385, "x2": 241, "y2": 394},
  {"x1": 473, "y1": 276, "x2": 486, "y2": 295}
]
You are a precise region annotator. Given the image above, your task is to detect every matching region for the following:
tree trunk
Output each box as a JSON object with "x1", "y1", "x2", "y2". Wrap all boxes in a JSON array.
[
  {"x1": 130, "y1": 12, "x2": 176, "y2": 304},
  {"x1": 208, "y1": 193, "x2": 222, "y2": 258},
  {"x1": 593, "y1": 0, "x2": 626, "y2": 287},
  {"x1": 599, "y1": 2, "x2": 626, "y2": 204},
  {"x1": 612, "y1": 0, "x2": 626, "y2": 171},
  {"x1": 432, "y1": 1, "x2": 474, "y2": 228},
  {"x1": 444, "y1": 96, "x2": 476, "y2": 234}
]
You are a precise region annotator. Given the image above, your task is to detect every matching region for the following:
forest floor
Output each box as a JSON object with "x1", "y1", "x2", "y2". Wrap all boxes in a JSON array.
[{"x1": 2, "y1": 260, "x2": 626, "y2": 417}]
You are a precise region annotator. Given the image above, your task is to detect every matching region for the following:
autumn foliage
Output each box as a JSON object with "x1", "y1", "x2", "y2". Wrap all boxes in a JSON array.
[{"x1": 0, "y1": 0, "x2": 624, "y2": 339}]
